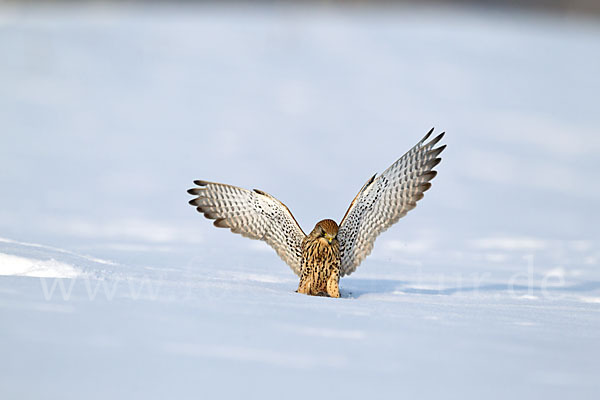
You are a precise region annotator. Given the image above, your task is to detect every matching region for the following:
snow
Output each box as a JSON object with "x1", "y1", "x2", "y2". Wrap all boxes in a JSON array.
[
  {"x1": 1, "y1": 3, "x2": 599, "y2": 399},
  {"x1": 0, "y1": 253, "x2": 80, "y2": 278}
]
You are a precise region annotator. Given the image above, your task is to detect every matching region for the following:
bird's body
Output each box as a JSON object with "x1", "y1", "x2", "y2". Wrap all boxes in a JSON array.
[
  {"x1": 298, "y1": 219, "x2": 341, "y2": 297},
  {"x1": 188, "y1": 129, "x2": 446, "y2": 298}
]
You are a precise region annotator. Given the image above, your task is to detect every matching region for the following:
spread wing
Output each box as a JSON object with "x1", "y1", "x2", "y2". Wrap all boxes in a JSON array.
[
  {"x1": 187, "y1": 180, "x2": 306, "y2": 276},
  {"x1": 338, "y1": 129, "x2": 446, "y2": 276}
]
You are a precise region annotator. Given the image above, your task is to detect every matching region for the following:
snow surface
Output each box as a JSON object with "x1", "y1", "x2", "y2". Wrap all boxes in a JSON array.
[{"x1": 1, "y1": 3, "x2": 599, "y2": 399}]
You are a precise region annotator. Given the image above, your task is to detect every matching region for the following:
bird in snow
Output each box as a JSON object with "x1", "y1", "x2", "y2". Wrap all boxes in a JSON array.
[{"x1": 188, "y1": 129, "x2": 446, "y2": 298}]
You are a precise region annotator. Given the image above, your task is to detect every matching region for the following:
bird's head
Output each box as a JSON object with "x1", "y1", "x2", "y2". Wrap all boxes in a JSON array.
[{"x1": 311, "y1": 219, "x2": 339, "y2": 244}]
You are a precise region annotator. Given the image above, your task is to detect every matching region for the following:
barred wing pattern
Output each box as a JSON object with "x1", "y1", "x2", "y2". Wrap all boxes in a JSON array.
[
  {"x1": 338, "y1": 129, "x2": 446, "y2": 276},
  {"x1": 188, "y1": 181, "x2": 306, "y2": 276}
]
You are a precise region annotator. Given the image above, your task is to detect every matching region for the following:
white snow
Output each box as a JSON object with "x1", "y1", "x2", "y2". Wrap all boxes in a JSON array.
[
  {"x1": 0, "y1": 253, "x2": 80, "y2": 278},
  {"x1": 0, "y1": 3, "x2": 599, "y2": 400}
]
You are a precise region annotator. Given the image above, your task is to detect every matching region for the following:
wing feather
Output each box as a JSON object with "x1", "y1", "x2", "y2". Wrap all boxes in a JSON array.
[
  {"x1": 338, "y1": 129, "x2": 446, "y2": 276},
  {"x1": 188, "y1": 180, "x2": 306, "y2": 276}
]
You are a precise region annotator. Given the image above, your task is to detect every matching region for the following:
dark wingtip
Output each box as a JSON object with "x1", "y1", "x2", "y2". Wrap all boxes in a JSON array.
[
  {"x1": 193, "y1": 180, "x2": 209, "y2": 186},
  {"x1": 213, "y1": 218, "x2": 229, "y2": 228},
  {"x1": 426, "y1": 144, "x2": 447, "y2": 160},
  {"x1": 188, "y1": 198, "x2": 197, "y2": 206},
  {"x1": 419, "y1": 182, "x2": 432, "y2": 192},
  {"x1": 425, "y1": 157, "x2": 442, "y2": 170},
  {"x1": 188, "y1": 187, "x2": 204, "y2": 195},
  {"x1": 422, "y1": 127, "x2": 435, "y2": 142},
  {"x1": 428, "y1": 132, "x2": 445, "y2": 147},
  {"x1": 421, "y1": 170, "x2": 438, "y2": 181}
]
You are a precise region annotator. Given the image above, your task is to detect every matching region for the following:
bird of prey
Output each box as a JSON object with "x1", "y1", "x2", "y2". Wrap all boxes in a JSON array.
[{"x1": 188, "y1": 129, "x2": 445, "y2": 298}]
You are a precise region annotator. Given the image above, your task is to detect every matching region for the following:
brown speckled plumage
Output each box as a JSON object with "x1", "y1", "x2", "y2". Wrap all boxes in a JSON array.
[
  {"x1": 187, "y1": 129, "x2": 446, "y2": 298},
  {"x1": 297, "y1": 219, "x2": 340, "y2": 297}
]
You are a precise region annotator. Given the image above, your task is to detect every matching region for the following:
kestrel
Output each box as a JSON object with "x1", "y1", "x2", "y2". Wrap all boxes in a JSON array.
[{"x1": 188, "y1": 129, "x2": 445, "y2": 298}]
